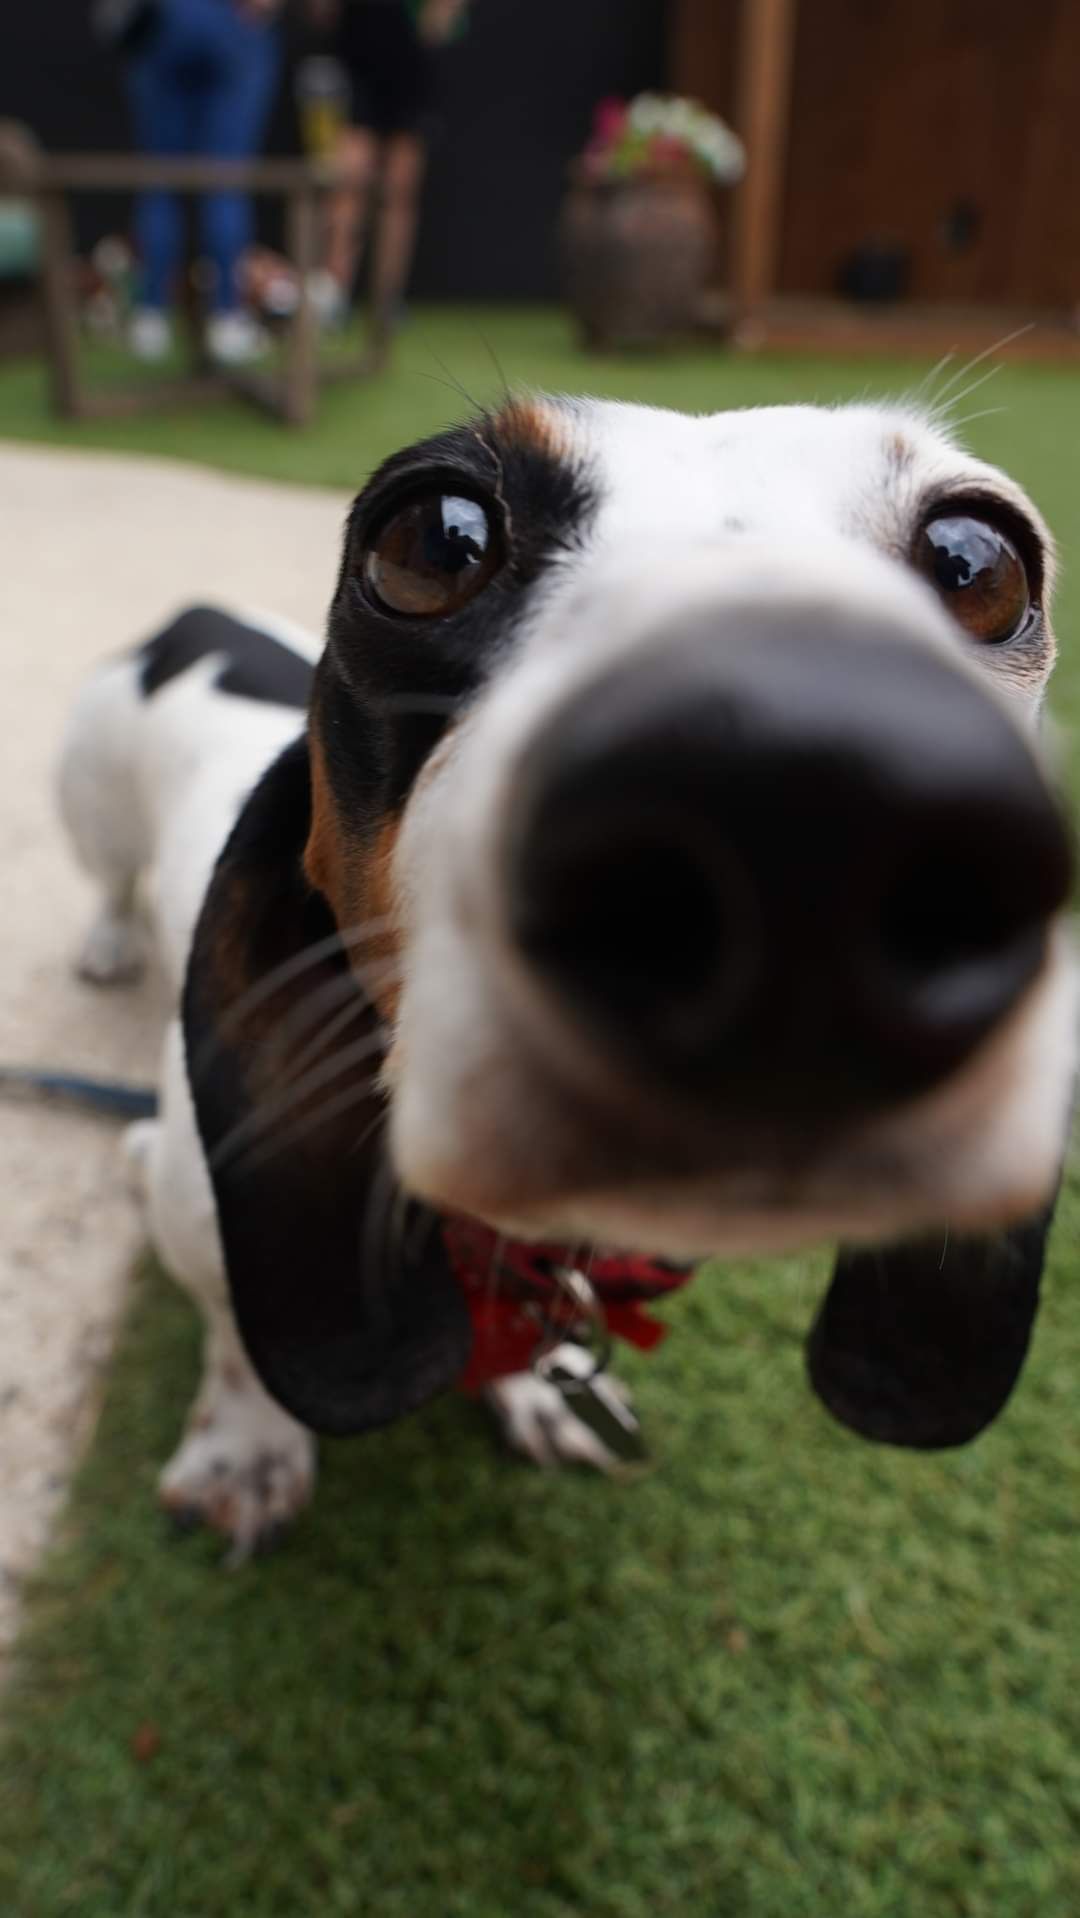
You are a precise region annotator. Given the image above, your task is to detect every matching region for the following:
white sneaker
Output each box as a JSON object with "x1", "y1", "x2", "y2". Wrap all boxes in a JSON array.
[
  {"x1": 261, "y1": 271, "x2": 299, "y2": 319},
  {"x1": 129, "y1": 308, "x2": 172, "y2": 362},
  {"x1": 307, "y1": 269, "x2": 348, "y2": 329},
  {"x1": 205, "y1": 309, "x2": 268, "y2": 367}
]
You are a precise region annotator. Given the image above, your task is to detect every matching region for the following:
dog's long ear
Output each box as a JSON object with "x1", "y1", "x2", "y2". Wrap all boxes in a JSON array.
[
  {"x1": 181, "y1": 737, "x2": 472, "y2": 1436},
  {"x1": 806, "y1": 1201, "x2": 1059, "y2": 1448}
]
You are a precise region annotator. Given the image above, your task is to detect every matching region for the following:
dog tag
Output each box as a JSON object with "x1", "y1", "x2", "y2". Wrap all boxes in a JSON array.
[{"x1": 543, "y1": 1356, "x2": 649, "y2": 1465}]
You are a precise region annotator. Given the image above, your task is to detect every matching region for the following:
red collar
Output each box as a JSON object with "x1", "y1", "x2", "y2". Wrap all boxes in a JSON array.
[{"x1": 441, "y1": 1215, "x2": 692, "y2": 1392}]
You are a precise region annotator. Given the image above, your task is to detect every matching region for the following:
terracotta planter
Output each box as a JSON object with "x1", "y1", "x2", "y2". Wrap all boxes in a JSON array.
[{"x1": 560, "y1": 170, "x2": 718, "y2": 351}]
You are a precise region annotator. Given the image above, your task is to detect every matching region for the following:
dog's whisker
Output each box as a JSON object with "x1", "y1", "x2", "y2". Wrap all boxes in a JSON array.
[
  {"x1": 227, "y1": 1074, "x2": 387, "y2": 1178},
  {"x1": 410, "y1": 367, "x2": 482, "y2": 408},
  {"x1": 908, "y1": 350, "x2": 956, "y2": 408},
  {"x1": 932, "y1": 360, "x2": 1006, "y2": 423},
  {"x1": 211, "y1": 915, "x2": 396, "y2": 1035},
  {"x1": 946, "y1": 404, "x2": 1009, "y2": 436},
  {"x1": 349, "y1": 1104, "x2": 390, "y2": 1161},
  {"x1": 249, "y1": 963, "x2": 386, "y2": 1084},
  {"x1": 272, "y1": 991, "x2": 381, "y2": 1093},
  {"x1": 423, "y1": 348, "x2": 486, "y2": 416},
  {"x1": 267, "y1": 961, "x2": 401, "y2": 1092},
  {"x1": 928, "y1": 322, "x2": 1034, "y2": 413},
  {"x1": 478, "y1": 332, "x2": 513, "y2": 412},
  {"x1": 211, "y1": 1028, "x2": 389, "y2": 1170},
  {"x1": 190, "y1": 918, "x2": 395, "y2": 1088},
  {"x1": 921, "y1": 366, "x2": 995, "y2": 429}
]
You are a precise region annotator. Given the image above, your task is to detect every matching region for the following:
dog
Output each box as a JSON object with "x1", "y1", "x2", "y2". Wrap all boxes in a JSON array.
[{"x1": 57, "y1": 396, "x2": 1075, "y2": 1556}]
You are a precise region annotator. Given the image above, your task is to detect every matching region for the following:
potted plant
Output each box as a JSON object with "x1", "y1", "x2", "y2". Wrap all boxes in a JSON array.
[{"x1": 560, "y1": 93, "x2": 745, "y2": 350}]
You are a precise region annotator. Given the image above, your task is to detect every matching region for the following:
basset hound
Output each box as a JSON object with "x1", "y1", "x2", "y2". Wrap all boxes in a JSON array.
[{"x1": 57, "y1": 396, "x2": 1075, "y2": 1556}]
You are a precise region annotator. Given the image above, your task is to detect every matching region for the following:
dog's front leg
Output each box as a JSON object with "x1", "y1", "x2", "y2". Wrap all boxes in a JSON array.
[
  {"x1": 157, "y1": 1296, "x2": 316, "y2": 1562},
  {"x1": 130, "y1": 1023, "x2": 316, "y2": 1560}
]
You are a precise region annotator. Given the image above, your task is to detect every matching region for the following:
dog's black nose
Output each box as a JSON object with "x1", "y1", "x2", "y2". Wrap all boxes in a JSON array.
[{"x1": 506, "y1": 616, "x2": 1072, "y2": 1112}]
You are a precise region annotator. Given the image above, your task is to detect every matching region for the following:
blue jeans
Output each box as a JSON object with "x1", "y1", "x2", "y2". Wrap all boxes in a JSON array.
[{"x1": 128, "y1": 0, "x2": 280, "y2": 313}]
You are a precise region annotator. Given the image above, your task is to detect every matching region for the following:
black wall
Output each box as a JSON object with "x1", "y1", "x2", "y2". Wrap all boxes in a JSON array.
[{"x1": 0, "y1": 0, "x2": 667, "y2": 298}]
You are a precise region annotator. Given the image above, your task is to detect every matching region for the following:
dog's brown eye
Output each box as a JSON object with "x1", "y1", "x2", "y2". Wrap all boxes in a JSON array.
[
  {"x1": 364, "y1": 494, "x2": 500, "y2": 617},
  {"x1": 916, "y1": 514, "x2": 1030, "y2": 644}
]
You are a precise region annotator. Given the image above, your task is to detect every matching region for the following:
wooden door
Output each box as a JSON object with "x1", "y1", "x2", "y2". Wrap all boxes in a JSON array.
[
  {"x1": 668, "y1": 0, "x2": 738, "y2": 117},
  {"x1": 778, "y1": 0, "x2": 1080, "y2": 307}
]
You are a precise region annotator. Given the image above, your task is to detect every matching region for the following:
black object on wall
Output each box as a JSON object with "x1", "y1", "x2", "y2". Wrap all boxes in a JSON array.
[{"x1": 0, "y1": 0, "x2": 667, "y2": 300}]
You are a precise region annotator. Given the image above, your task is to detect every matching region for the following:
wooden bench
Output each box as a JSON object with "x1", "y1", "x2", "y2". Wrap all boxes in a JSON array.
[{"x1": 0, "y1": 122, "x2": 351, "y2": 427}]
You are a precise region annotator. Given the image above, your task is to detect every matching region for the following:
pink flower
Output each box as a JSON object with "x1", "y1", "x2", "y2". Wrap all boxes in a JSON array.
[{"x1": 592, "y1": 97, "x2": 628, "y2": 145}]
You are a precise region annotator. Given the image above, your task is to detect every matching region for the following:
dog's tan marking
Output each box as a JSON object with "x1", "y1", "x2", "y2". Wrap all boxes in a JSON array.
[
  {"x1": 304, "y1": 730, "x2": 355, "y2": 926},
  {"x1": 884, "y1": 428, "x2": 915, "y2": 476},
  {"x1": 361, "y1": 818, "x2": 405, "y2": 1023},
  {"x1": 303, "y1": 734, "x2": 404, "y2": 1022},
  {"x1": 493, "y1": 396, "x2": 573, "y2": 461}
]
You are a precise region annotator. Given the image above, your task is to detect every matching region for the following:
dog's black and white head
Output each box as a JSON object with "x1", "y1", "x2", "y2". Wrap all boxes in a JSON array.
[{"x1": 186, "y1": 397, "x2": 1075, "y2": 1450}]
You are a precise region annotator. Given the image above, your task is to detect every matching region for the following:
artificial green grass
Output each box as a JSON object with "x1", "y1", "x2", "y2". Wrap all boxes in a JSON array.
[
  {"x1": 3, "y1": 308, "x2": 1080, "y2": 1916},
  {"x1": 5, "y1": 1227, "x2": 1080, "y2": 1918}
]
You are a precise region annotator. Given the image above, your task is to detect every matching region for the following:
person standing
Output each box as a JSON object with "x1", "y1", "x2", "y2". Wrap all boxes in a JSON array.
[
  {"x1": 121, "y1": 0, "x2": 284, "y2": 364},
  {"x1": 308, "y1": 0, "x2": 469, "y2": 369}
]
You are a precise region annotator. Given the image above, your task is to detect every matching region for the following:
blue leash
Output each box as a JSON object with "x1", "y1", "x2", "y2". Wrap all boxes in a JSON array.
[{"x1": 0, "y1": 1067, "x2": 159, "y2": 1122}]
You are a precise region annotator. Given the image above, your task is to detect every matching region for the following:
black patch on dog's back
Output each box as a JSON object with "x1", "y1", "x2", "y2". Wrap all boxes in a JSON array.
[{"x1": 138, "y1": 606, "x2": 314, "y2": 710}]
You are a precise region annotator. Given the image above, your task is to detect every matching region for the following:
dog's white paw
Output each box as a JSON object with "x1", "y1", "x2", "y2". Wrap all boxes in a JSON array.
[
  {"x1": 486, "y1": 1343, "x2": 638, "y2": 1473},
  {"x1": 77, "y1": 909, "x2": 145, "y2": 986},
  {"x1": 159, "y1": 1373, "x2": 316, "y2": 1563}
]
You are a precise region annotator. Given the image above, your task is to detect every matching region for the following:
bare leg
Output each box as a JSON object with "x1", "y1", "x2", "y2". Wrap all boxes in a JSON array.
[
  {"x1": 364, "y1": 130, "x2": 427, "y2": 368},
  {"x1": 323, "y1": 124, "x2": 379, "y2": 299}
]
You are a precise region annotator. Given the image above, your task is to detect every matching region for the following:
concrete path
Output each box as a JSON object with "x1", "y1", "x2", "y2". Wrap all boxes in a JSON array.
[{"x1": 0, "y1": 442, "x2": 347, "y2": 1663}]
